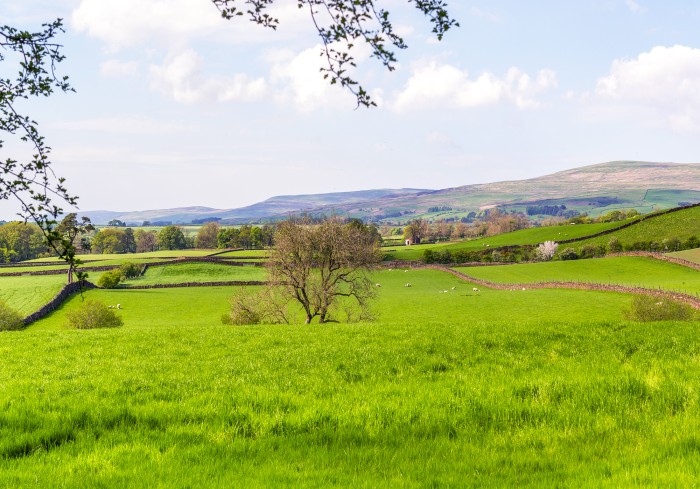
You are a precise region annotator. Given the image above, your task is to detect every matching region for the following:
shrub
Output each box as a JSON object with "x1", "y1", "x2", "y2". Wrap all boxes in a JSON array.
[
  {"x1": 624, "y1": 295, "x2": 695, "y2": 322},
  {"x1": 119, "y1": 262, "x2": 142, "y2": 280},
  {"x1": 663, "y1": 238, "x2": 681, "y2": 252},
  {"x1": 684, "y1": 236, "x2": 700, "y2": 250},
  {"x1": 222, "y1": 290, "x2": 262, "y2": 325},
  {"x1": 608, "y1": 237, "x2": 623, "y2": 253},
  {"x1": 558, "y1": 247, "x2": 578, "y2": 260},
  {"x1": 423, "y1": 249, "x2": 435, "y2": 263},
  {"x1": 0, "y1": 300, "x2": 24, "y2": 331},
  {"x1": 98, "y1": 269, "x2": 122, "y2": 289},
  {"x1": 66, "y1": 300, "x2": 123, "y2": 329},
  {"x1": 579, "y1": 244, "x2": 606, "y2": 259}
]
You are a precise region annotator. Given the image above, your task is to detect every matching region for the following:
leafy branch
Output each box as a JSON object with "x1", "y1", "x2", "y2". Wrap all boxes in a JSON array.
[
  {"x1": 212, "y1": 0, "x2": 458, "y2": 107},
  {"x1": 1, "y1": 19, "x2": 84, "y2": 285}
]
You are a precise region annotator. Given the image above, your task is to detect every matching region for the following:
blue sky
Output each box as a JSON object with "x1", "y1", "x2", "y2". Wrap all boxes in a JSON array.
[{"x1": 2, "y1": 0, "x2": 700, "y2": 217}]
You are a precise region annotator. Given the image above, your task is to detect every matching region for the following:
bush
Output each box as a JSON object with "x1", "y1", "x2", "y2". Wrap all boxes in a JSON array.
[
  {"x1": 66, "y1": 300, "x2": 123, "y2": 329},
  {"x1": 608, "y1": 237, "x2": 623, "y2": 253},
  {"x1": 558, "y1": 247, "x2": 578, "y2": 260},
  {"x1": 119, "y1": 262, "x2": 142, "y2": 280},
  {"x1": 98, "y1": 269, "x2": 122, "y2": 288},
  {"x1": 222, "y1": 290, "x2": 262, "y2": 325},
  {"x1": 623, "y1": 295, "x2": 695, "y2": 322},
  {"x1": 0, "y1": 300, "x2": 24, "y2": 331}
]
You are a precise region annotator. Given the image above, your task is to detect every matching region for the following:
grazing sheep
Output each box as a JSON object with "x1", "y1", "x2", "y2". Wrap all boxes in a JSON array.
[
  {"x1": 116, "y1": 304, "x2": 121, "y2": 309},
  {"x1": 472, "y1": 287, "x2": 480, "y2": 292},
  {"x1": 108, "y1": 305, "x2": 114, "y2": 309},
  {"x1": 451, "y1": 286, "x2": 456, "y2": 290},
  {"x1": 375, "y1": 283, "x2": 382, "y2": 287},
  {"x1": 404, "y1": 283, "x2": 412, "y2": 287},
  {"x1": 522, "y1": 288, "x2": 526, "y2": 291}
]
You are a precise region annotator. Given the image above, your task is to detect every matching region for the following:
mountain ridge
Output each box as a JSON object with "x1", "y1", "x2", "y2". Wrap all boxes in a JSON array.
[{"x1": 77, "y1": 161, "x2": 700, "y2": 224}]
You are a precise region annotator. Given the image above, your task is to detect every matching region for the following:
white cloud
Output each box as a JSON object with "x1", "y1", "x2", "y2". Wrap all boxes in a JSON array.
[
  {"x1": 269, "y1": 44, "x2": 369, "y2": 112},
  {"x1": 391, "y1": 62, "x2": 557, "y2": 112},
  {"x1": 149, "y1": 49, "x2": 267, "y2": 104},
  {"x1": 624, "y1": 0, "x2": 645, "y2": 14},
  {"x1": 52, "y1": 116, "x2": 191, "y2": 135},
  {"x1": 71, "y1": 0, "x2": 309, "y2": 50},
  {"x1": 596, "y1": 45, "x2": 700, "y2": 131},
  {"x1": 100, "y1": 60, "x2": 139, "y2": 77},
  {"x1": 469, "y1": 7, "x2": 501, "y2": 23}
]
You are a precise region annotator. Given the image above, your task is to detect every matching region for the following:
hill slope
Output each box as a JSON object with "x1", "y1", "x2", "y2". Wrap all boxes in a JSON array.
[{"x1": 78, "y1": 161, "x2": 700, "y2": 224}]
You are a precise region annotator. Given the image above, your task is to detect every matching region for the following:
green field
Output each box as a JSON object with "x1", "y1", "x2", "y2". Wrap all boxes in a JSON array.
[
  {"x1": 384, "y1": 221, "x2": 628, "y2": 261},
  {"x1": 123, "y1": 263, "x2": 268, "y2": 286},
  {"x1": 0, "y1": 268, "x2": 698, "y2": 486},
  {"x1": 669, "y1": 248, "x2": 700, "y2": 265},
  {"x1": 455, "y1": 256, "x2": 700, "y2": 294},
  {"x1": 0, "y1": 275, "x2": 67, "y2": 316},
  {"x1": 572, "y1": 206, "x2": 700, "y2": 249},
  {"x1": 26, "y1": 250, "x2": 217, "y2": 263},
  {"x1": 213, "y1": 249, "x2": 270, "y2": 258},
  {"x1": 2, "y1": 257, "x2": 700, "y2": 486}
]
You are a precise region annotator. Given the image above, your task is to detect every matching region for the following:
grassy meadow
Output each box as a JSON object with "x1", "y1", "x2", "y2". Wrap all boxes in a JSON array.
[
  {"x1": 0, "y1": 274, "x2": 67, "y2": 315},
  {"x1": 572, "y1": 205, "x2": 700, "y2": 249},
  {"x1": 123, "y1": 262, "x2": 267, "y2": 286},
  {"x1": 2, "y1": 249, "x2": 700, "y2": 486},
  {"x1": 384, "y1": 220, "x2": 626, "y2": 261},
  {"x1": 456, "y1": 256, "x2": 700, "y2": 294}
]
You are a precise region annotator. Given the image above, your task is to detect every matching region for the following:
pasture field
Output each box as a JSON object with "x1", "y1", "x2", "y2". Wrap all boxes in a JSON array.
[
  {"x1": 572, "y1": 205, "x2": 700, "y2": 249},
  {"x1": 2, "y1": 268, "x2": 700, "y2": 486},
  {"x1": 0, "y1": 275, "x2": 67, "y2": 316},
  {"x1": 669, "y1": 248, "x2": 700, "y2": 265},
  {"x1": 384, "y1": 221, "x2": 628, "y2": 261},
  {"x1": 1, "y1": 269, "x2": 700, "y2": 486},
  {"x1": 213, "y1": 249, "x2": 270, "y2": 258},
  {"x1": 122, "y1": 262, "x2": 267, "y2": 286},
  {"x1": 0, "y1": 264, "x2": 69, "y2": 274},
  {"x1": 455, "y1": 256, "x2": 700, "y2": 294},
  {"x1": 25, "y1": 250, "x2": 216, "y2": 263}
]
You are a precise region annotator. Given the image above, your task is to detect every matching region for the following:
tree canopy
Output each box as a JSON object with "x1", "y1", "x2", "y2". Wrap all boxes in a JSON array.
[{"x1": 212, "y1": 0, "x2": 458, "y2": 107}]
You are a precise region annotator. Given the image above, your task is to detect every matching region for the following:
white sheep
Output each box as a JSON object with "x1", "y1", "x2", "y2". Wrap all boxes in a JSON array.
[
  {"x1": 451, "y1": 286, "x2": 456, "y2": 290},
  {"x1": 404, "y1": 283, "x2": 412, "y2": 287},
  {"x1": 375, "y1": 283, "x2": 382, "y2": 287},
  {"x1": 472, "y1": 287, "x2": 480, "y2": 292},
  {"x1": 108, "y1": 305, "x2": 114, "y2": 309},
  {"x1": 116, "y1": 304, "x2": 121, "y2": 309}
]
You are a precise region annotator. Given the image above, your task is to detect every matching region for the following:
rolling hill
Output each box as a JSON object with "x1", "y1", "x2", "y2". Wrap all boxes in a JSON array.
[{"x1": 78, "y1": 161, "x2": 700, "y2": 224}]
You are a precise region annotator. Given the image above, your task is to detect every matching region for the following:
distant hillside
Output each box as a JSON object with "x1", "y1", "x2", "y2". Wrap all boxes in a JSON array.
[
  {"x1": 78, "y1": 161, "x2": 700, "y2": 225},
  {"x1": 78, "y1": 189, "x2": 431, "y2": 225},
  {"x1": 327, "y1": 161, "x2": 700, "y2": 223}
]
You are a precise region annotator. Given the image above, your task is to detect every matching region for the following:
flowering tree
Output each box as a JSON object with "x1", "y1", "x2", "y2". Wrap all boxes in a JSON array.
[{"x1": 536, "y1": 240, "x2": 558, "y2": 261}]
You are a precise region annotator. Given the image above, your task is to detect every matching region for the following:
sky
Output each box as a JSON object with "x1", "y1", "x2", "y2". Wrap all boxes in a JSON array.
[{"x1": 3, "y1": 0, "x2": 700, "y2": 218}]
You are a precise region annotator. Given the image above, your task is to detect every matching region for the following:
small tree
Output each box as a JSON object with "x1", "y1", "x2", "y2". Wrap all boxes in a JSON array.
[
  {"x1": 558, "y1": 247, "x2": 578, "y2": 261},
  {"x1": 268, "y1": 217, "x2": 381, "y2": 324},
  {"x1": 0, "y1": 299, "x2": 24, "y2": 331},
  {"x1": 195, "y1": 222, "x2": 220, "y2": 249},
  {"x1": 608, "y1": 237, "x2": 623, "y2": 253},
  {"x1": 157, "y1": 226, "x2": 187, "y2": 250},
  {"x1": 97, "y1": 269, "x2": 122, "y2": 289},
  {"x1": 536, "y1": 241, "x2": 558, "y2": 261},
  {"x1": 66, "y1": 300, "x2": 123, "y2": 329}
]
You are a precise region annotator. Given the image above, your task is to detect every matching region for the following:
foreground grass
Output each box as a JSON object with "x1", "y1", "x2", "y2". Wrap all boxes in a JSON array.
[
  {"x1": 4, "y1": 317, "x2": 700, "y2": 486},
  {"x1": 2, "y1": 269, "x2": 698, "y2": 486},
  {"x1": 455, "y1": 256, "x2": 700, "y2": 294}
]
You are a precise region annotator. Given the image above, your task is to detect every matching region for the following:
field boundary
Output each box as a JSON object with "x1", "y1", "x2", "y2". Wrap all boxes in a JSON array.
[
  {"x1": 118, "y1": 281, "x2": 267, "y2": 289},
  {"x1": 23, "y1": 281, "x2": 98, "y2": 326},
  {"x1": 430, "y1": 265, "x2": 700, "y2": 310}
]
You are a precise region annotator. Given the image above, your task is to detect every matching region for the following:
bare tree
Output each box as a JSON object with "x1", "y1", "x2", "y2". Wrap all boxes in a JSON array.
[{"x1": 267, "y1": 217, "x2": 381, "y2": 324}]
